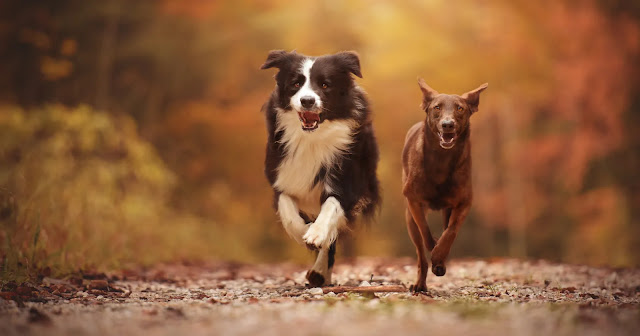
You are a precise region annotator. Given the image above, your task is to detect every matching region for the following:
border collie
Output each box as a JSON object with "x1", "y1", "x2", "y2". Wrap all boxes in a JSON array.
[{"x1": 260, "y1": 50, "x2": 380, "y2": 287}]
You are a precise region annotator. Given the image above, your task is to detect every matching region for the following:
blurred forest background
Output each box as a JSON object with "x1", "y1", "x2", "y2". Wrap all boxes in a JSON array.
[{"x1": 1, "y1": 0, "x2": 639, "y2": 280}]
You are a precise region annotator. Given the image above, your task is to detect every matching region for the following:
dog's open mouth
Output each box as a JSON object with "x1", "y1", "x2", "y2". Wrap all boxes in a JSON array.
[
  {"x1": 438, "y1": 132, "x2": 457, "y2": 149},
  {"x1": 298, "y1": 111, "x2": 321, "y2": 131}
]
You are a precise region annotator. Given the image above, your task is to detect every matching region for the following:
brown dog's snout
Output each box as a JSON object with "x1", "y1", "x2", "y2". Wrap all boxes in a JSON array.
[{"x1": 441, "y1": 119, "x2": 455, "y2": 132}]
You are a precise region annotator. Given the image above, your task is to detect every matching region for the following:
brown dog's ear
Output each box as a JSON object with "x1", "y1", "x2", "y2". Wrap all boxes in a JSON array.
[
  {"x1": 335, "y1": 51, "x2": 362, "y2": 78},
  {"x1": 461, "y1": 83, "x2": 488, "y2": 113},
  {"x1": 418, "y1": 78, "x2": 438, "y2": 111},
  {"x1": 260, "y1": 50, "x2": 291, "y2": 70}
]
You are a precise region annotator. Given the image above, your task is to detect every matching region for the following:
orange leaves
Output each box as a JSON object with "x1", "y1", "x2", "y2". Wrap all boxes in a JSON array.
[
  {"x1": 60, "y1": 39, "x2": 77, "y2": 57},
  {"x1": 566, "y1": 188, "x2": 631, "y2": 266},
  {"x1": 161, "y1": 0, "x2": 221, "y2": 20},
  {"x1": 18, "y1": 28, "x2": 51, "y2": 50},
  {"x1": 467, "y1": 1, "x2": 639, "y2": 258},
  {"x1": 40, "y1": 56, "x2": 73, "y2": 81},
  {"x1": 18, "y1": 28, "x2": 78, "y2": 81},
  {"x1": 2, "y1": 0, "x2": 639, "y2": 270}
]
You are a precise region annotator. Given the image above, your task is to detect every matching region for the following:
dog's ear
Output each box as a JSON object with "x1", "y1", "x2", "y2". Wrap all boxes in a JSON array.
[
  {"x1": 335, "y1": 51, "x2": 362, "y2": 78},
  {"x1": 418, "y1": 78, "x2": 438, "y2": 111},
  {"x1": 260, "y1": 50, "x2": 293, "y2": 70},
  {"x1": 461, "y1": 83, "x2": 488, "y2": 113}
]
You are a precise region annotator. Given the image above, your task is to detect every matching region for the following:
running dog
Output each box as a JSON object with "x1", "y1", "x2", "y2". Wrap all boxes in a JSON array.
[
  {"x1": 260, "y1": 50, "x2": 380, "y2": 287},
  {"x1": 402, "y1": 79, "x2": 488, "y2": 292}
]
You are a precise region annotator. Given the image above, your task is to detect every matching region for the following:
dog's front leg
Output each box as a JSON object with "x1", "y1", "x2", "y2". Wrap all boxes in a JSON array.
[
  {"x1": 430, "y1": 203, "x2": 470, "y2": 276},
  {"x1": 303, "y1": 196, "x2": 345, "y2": 249},
  {"x1": 306, "y1": 247, "x2": 332, "y2": 287},
  {"x1": 406, "y1": 200, "x2": 437, "y2": 292},
  {"x1": 277, "y1": 194, "x2": 309, "y2": 246},
  {"x1": 405, "y1": 207, "x2": 428, "y2": 292}
]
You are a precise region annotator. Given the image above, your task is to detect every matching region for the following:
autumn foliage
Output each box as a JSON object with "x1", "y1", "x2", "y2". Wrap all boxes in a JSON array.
[{"x1": 0, "y1": 0, "x2": 639, "y2": 279}]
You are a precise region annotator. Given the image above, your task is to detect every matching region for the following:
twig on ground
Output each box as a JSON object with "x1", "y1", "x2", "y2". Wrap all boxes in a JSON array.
[{"x1": 322, "y1": 285, "x2": 407, "y2": 294}]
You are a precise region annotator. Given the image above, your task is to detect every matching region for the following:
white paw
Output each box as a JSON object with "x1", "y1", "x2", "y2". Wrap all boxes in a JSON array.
[{"x1": 303, "y1": 222, "x2": 332, "y2": 248}]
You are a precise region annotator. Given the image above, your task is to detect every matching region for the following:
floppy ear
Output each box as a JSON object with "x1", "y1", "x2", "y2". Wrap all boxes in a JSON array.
[
  {"x1": 260, "y1": 50, "x2": 290, "y2": 70},
  {"x1": 417, "y1": 78, "x2": 439, "y2": 111},
  {"x1": 461, "y1": 83, "x2": 488, "y2": 113},
  {"x1": 335, "y1": 51, "x2": 362, "y2": 78}
]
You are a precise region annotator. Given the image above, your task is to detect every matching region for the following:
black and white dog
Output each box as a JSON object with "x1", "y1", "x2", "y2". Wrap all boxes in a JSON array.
[{"x1": 260, "y1": 50, "x2": 380, "y2": 287}]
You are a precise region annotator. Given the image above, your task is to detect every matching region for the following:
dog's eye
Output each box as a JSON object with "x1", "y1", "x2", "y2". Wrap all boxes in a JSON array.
[
  {"x1": 322, "y1": 83, "x2": 329, "y2": 89},
  {"x1": 294, "y1": 82, "x2": 301, "y2": 88},
  {"x1": 434, "y1": 105, "x2": 441, "y2": 110},
  {"x1": 457, "y1": 106, "x2": 464, "y2": 112}
]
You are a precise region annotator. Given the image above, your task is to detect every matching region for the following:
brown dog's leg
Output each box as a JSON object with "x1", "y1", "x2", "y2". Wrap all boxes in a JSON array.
[
  {"x1": 407, "y1": 201, "x2": 437, "y2": 251},
  {"x1": 443, "y1": 208, "x2": 452, "y2": 230},
  {"x1": 405, "y1": 207, "x2": 427, "y2": 292},
  {"x1": 431, "y1": 204, "x2": 470, "y2": 276}
]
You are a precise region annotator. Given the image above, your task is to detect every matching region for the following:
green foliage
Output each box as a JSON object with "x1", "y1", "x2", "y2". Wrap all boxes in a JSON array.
[{"x1": 0, "y1": 105, "x2": 236, "y2": 280}]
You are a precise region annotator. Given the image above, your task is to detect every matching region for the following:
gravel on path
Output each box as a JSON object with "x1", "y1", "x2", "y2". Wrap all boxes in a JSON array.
[{"x1": 1, "y1": 258, "x2": 639, "y2": 336}]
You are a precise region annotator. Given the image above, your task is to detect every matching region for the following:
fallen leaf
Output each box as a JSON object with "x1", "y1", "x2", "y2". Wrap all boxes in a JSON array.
[
  {"x1": 88, "y1": 280, "x2": 109, "y2": 290},
  {"x1": 0, "y1": 292, "x2": 18, "y2": 300}
]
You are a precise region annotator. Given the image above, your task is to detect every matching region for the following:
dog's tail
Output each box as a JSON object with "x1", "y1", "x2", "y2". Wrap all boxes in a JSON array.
[{"x1": 352, "y1": 177, "x2": 382, "y2": 228}]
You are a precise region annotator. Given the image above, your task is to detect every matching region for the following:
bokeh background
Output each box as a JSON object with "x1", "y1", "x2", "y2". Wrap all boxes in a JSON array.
[{"x1": 1, "y1": 0, "x2": 639, "y2": 279}]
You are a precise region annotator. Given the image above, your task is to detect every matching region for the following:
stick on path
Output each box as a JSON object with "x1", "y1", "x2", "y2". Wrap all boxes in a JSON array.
[{"x1": 321, "y1": 285, "x2": 407, "y2": 294}]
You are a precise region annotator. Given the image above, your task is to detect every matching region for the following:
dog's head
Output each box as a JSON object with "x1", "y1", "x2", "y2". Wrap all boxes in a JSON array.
[
  {"x1": 261, "y1": 50, "x2": 362, "y2": 131},
  {"x1": 418, "y1": 79, "x2": 488, "y2": 149}
]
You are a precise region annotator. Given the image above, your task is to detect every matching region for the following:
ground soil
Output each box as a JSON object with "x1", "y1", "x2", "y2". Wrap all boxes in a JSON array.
[{"x1": 1, "y1": 257, "x2": 639, "y2": 336}]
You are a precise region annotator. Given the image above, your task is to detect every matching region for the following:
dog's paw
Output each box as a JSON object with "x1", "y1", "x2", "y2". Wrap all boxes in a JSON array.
[
  {"x1": 303, "y1": 223, "x2": 331, "y2": 249},
  {"x1": 432, "y1": 264, "x2": 446, "y2": 276},
  {"x1": 410, "y1": 282, "x2": 427, "y2": 293},
  {"x1": 306, "y1": 269, "x2": 332, "y2": 287},
  {"x1": 306, "y1": 270, "x2": 326, "y2": 288}
]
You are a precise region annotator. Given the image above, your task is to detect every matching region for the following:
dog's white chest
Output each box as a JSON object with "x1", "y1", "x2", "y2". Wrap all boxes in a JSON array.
[{"x1": 274, "y1": 110, "x2": 353, "y2": 207}]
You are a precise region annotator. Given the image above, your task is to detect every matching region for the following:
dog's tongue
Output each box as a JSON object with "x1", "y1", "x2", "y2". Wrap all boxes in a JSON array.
[
  {"x1": 439, "y1": 132, "x2": 456, "y2": 149},
  {"x1": 442, "y1": 133, "x2": 455, "y2": 142},
  {"x1": 300, "y1": 111, "x2": 320, "y2": 123}
]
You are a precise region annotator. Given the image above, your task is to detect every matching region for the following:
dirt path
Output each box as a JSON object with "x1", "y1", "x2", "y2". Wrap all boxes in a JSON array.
[{"x1": 1, "y1": 258, "x2": 639, "y2": 336}]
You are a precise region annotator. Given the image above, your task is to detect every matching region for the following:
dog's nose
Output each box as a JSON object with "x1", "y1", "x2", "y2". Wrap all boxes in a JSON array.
[
  {"x1": 441, "y1": 120, "x2": 455, "y2": 132},
  {"x1": 300, "y1": 96, "x2": 315, "y2": 109}
]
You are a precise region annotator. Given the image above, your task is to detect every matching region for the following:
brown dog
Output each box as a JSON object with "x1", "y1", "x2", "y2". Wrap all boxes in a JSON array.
[{"x1": 402, "y1": 79, "x2": 488, "y2": 292}]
